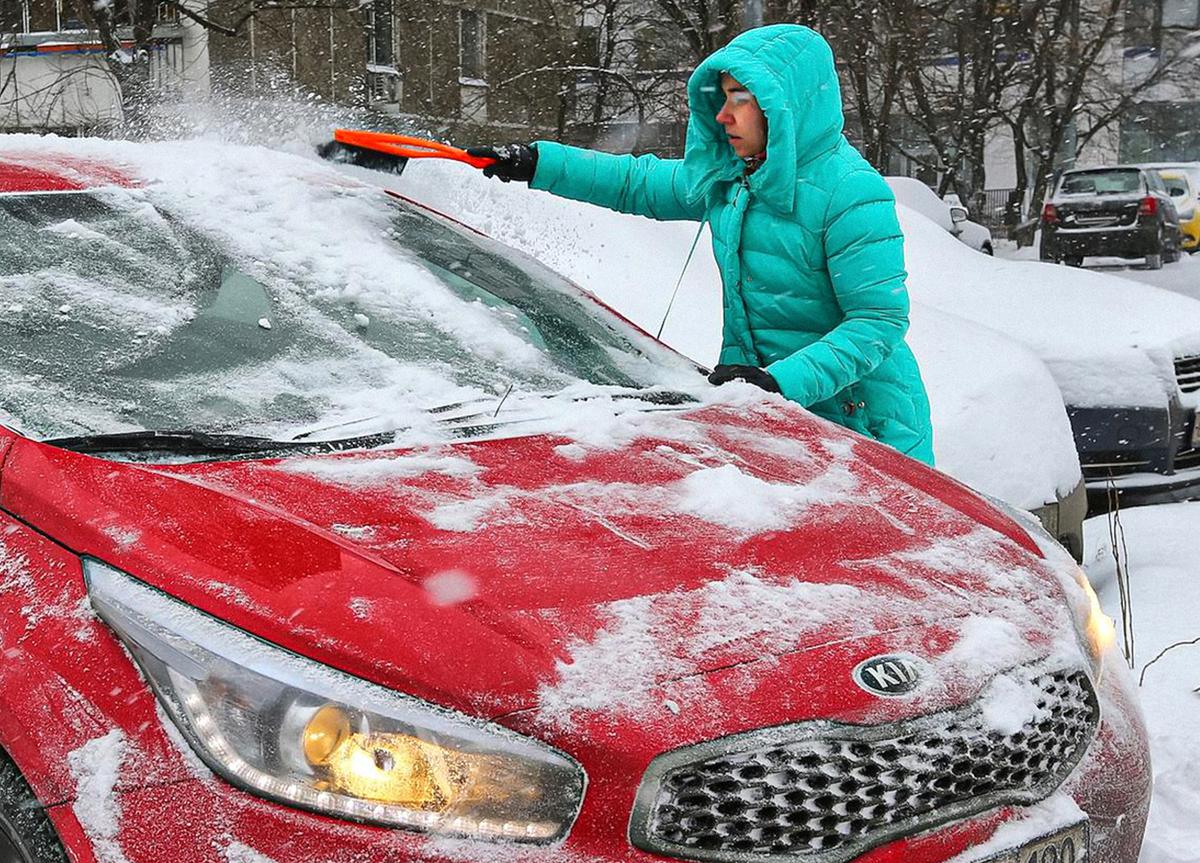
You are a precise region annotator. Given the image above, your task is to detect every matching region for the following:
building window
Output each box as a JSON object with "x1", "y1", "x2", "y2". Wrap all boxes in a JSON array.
[
  {"x1": 367, "y1": 0, "x2": 394, "y2": 68},
  {"x1": 459, "y1": 9, "x2": 485, "y2": 83},
  {"x1": 1161, "y1": 0, "x2": 1198, "y2": 29},
  {"x1": 1, "y1": 0, "x2": 28, "y2": 32}
]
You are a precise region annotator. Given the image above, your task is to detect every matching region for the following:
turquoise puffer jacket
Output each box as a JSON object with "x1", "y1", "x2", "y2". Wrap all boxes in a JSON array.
[{"x1": 530, "y1": 25, "x2": 934, "y2": 464}]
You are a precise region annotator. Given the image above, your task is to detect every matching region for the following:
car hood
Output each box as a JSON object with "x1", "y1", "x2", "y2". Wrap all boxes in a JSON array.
[
  {"x1": 897, "y1": 204, "x2": 1200, "y2": 408},
  {"x1": 0, "y1": 402, "x2": 1084, "y2": 735}
]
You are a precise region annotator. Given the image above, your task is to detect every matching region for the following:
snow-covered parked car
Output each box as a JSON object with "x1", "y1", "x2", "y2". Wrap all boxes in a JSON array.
[
  {"x1": 905, "y1": 305, "x2": 1087, "y2": 556},
  {"x1": 0, "y1": 140, "x2": 1150, "y2": 863},
  {"x1": 887, "y1": 176, "x2": 995, "y2": 255},
  {"x1": 899, "y1": 203, "x2": 1200, "y2": 509},
  {"x1": 389, "y1": 157, "x2": 1087, "y2": 555}
]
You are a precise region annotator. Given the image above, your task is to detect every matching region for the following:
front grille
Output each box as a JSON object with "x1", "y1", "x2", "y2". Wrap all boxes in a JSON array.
[
  {"x1": 1176, "y1": 444, "x2": 1200, "y2": 470},
  {"x1": 630, "y1": 668, "x2": 1097, "y2": 863},
  {"x1": 1081, "y1": 455, "x2": 1152, "y2": 480},
  {"x1": 1177, "y1": 354, "x2": 1200, "y2": 394}
]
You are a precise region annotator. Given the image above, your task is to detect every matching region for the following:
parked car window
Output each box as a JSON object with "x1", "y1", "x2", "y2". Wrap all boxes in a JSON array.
[
  {"x1": 1059, "y1": 169, "x2": 1142, "y2": 196},
  {"x1": 0, "y1": 190, "x2": 687, "y2": 443}
]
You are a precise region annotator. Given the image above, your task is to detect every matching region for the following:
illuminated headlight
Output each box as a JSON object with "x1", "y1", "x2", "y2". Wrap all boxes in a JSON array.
[
  {"x1": 982, "y1": 495, "x2": 1115, "y2": 675},
  {"x1": 83, "y1": 559, "x2": 584, "y2": 843}
]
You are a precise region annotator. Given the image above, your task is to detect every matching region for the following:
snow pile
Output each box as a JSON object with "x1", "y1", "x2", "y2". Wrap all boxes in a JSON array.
[
  {"x1": 67, "y1": 729, "x2": 130, "y2": 863},
  {"x1": 1084, "y1": 502, "x2": 1200, "y2": 863},
  {"x1": 906, "y1": 304, "x2": 1081, "y2": 505},
  {"x1": 978, "y1": 672, "x2": 1049, "y2": 735},
  {"x1": 423, "y1": 570, "x2": 479, "y2": 606},
  {"x1": 279, "y1": 452, "x2": 482, "y2": 485},
  {"x1": 347, "y1": 596, "x2": 373, "y2": 620},
  {"x1": 945, "y1": 793, "x2": 1086, "y2": 863},
  {"x1": 938, "y1": 616, "x2": 1034, "y2": 679},
  {"x1": 674, "y1": 462, "x2": 857, "y2": 532},
  {"x1": 425, "y1": 492, "x2": 511, "y2": 532},
  {"x1": 537, "y1": 567, "x2": 864, "y2": 727}
]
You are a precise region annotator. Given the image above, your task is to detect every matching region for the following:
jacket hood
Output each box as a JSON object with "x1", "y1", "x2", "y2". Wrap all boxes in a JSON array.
[{"x1": 684, "y1": 25, "x2": 846, "y2": 213}]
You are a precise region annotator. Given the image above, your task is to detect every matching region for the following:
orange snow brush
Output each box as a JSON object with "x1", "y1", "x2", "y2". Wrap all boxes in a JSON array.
[{"x1": 317, "y1": 129, "x2": 497, "y2": 174}]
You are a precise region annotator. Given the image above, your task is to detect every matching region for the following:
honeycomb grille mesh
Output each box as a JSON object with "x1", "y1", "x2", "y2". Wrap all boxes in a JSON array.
[
  {"x1": 1175, "y1": 353, "x2": 1200, "y2": 393},
  {"x1": 633, "y1": 668, "x2": 1097, "y2": 863}
]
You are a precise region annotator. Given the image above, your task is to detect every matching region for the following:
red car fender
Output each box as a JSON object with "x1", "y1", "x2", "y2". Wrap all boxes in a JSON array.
[{"x1": 0, "y1": 509, "x2": 196, "y2": 806}]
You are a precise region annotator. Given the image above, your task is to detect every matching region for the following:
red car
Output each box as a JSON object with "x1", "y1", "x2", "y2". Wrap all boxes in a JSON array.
[{"x1": 0, "y1": 144, "x2": 1149, "y2": 863}]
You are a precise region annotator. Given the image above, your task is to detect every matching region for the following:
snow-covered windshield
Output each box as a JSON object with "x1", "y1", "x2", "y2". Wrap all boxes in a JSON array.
[
  {"x1": 1058, "y1": 169, "x2": 1141, "y2": 196},
  {"x1": 0, "y1": 187, "x2": 690, "y2": 442}
]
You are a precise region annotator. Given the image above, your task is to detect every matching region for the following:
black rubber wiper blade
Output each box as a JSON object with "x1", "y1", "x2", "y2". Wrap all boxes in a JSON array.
[
  {"x1": 611, "y1": 389, "x2": 697, "y2": 406},
  {"x1": 44, "y1": 429, "x2": 396, "y2": 457}
]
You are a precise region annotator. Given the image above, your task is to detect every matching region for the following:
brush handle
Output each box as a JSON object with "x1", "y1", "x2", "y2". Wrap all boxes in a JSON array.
[{"x1": 333, "y1": 129, "x2": 497, "y2": 169}]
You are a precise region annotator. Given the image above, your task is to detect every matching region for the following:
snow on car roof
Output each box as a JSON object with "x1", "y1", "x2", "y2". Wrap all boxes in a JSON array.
[{"x1": 886, "y1": 176, "x2": 955, "y2": 233}]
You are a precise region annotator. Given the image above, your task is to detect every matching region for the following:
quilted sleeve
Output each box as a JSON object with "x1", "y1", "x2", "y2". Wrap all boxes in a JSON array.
[
  {"x1": 764, "y1": 169, "x2": 909, "y2": 405},
  {"x1": 530, "y1": 141, "x2": 706, "y2": 222}
]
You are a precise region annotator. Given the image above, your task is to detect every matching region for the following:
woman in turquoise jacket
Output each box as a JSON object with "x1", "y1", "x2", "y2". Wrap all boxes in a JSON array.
[{"x1": 470, "y1": 24, "x2": 934, "y2": 465}]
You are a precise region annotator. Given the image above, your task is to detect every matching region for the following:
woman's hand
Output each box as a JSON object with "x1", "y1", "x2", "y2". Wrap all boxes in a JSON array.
[
  {"x1": 708, "y1": 364, "x2": 781, "y2": 393},
  {"x1": 466, "y1": 144, "x2": 538, "y2": 183}
]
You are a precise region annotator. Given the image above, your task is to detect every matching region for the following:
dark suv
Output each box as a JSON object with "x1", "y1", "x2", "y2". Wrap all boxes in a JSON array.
[{"x1": 1040, "y1": 165, "x2": 1182, "y2": 269}]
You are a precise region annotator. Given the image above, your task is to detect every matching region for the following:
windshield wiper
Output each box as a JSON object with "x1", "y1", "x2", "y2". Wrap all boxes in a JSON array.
[
  {"x1": 288, "y1": 389, "x2": 697, "y2": 442},
  {"x1": 43, "y1": 429, "x2": 396, "y2": 458}
]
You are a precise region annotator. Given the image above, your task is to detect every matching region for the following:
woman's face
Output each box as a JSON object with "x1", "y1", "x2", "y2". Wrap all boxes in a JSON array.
[{"x1": 715, "y1": 73, "x2": 767, "y2": 159}]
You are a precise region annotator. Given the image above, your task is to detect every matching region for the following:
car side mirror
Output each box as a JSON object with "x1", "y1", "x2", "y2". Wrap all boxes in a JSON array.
[
  {"x1": 1169, "y1": 186, "x2": 1187, "y2": 198},
  {"x1": 949, "y1": 206, "x2": 968, "y2": 223}
]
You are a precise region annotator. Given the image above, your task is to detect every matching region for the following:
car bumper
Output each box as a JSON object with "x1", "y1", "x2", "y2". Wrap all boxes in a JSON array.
[
  {"x1": 41, "y1": 663, "x2": 1152, "y2": 863},
  {"x1": 1029, "y1": 478, "x2": 1088, "y2": 562},
  {"x1": 1069, "y1": 401, "x2": 1200, "y2": 511},
  {"x1": 1042, "y1": 224, "x2": 1160, "y2": 259},
  {"x1": 1179, "y1": 214, "x2": 1200, "y2": 248}
]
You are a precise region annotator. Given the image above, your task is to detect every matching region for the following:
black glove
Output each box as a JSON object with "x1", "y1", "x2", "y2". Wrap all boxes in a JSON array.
[
  {"x1": 708, "y1": 364, "x2": 781, "y2": 394},
  {"x1": 466, "y1": 144, "x2": 538, "y2": 183}
]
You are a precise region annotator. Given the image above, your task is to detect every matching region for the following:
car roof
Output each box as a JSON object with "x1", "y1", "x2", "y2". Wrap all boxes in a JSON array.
[
  {"x1": 0, "y1": 152, "x2": 139, "y2": 194},
  {"x1": 1139, "y1": 161, "x2": 1200, "y2": 169},
  {"x1": 1061, "y1": 165, "x2": 1144, "y2": 174}
]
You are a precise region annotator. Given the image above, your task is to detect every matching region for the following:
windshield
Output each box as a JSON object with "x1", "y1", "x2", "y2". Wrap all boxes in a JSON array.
[
  {"x1": 0, "y1": 187, "x2": 693, "y2": 445},
  {"x1": 1058, "y1": 170, "x2": 1142, "y2": 196}
]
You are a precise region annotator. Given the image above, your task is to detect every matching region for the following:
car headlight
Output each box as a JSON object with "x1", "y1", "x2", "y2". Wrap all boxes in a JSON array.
[
  {"x1": 83, "y1": 559, "x2": 585, "y2": 843},
  {"x1": 981, "y1": 495, "x2": 1116, "y2": 675}
]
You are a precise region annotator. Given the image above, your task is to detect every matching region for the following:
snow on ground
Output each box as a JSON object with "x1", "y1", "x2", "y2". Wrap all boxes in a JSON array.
[
  {"x1": 1083, "y1": 502, "x2": 1200, "y2": 862},
  {"x1": 996, "y1": 239, "x2": 1200, "y2": 303}
]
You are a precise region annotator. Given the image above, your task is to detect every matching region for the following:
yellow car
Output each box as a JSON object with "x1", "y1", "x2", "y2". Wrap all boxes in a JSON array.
[{"x1": 1156, "y1": 168, "x2": 1200, "y2": 251}]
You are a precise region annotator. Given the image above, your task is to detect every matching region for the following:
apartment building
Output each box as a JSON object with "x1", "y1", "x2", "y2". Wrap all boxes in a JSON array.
[{"x1": 0, "y1": 0, "x2": 208, "y2": 132}]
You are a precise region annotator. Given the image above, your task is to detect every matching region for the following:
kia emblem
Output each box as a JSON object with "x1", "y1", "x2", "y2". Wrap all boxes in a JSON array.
[{"x1": 853, "y1": 654, "x2": 928, "y2": 696}]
